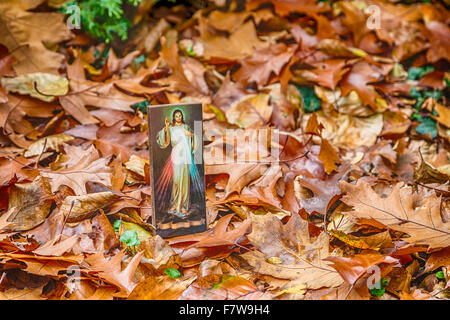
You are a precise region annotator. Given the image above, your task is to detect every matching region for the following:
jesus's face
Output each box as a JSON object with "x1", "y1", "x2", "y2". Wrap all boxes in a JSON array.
[{"x1": 174, "y1": 111, "x2": 182, "y2": 124}]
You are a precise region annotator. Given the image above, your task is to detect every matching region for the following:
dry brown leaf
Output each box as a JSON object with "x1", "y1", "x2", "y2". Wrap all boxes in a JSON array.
[
  {"x1": 84, "y1": 250, "x2": 144, "y2": 297},
  {"x1": 314, "y1": 112, "x2": 383, "y2": 149},
  {"x1": 168, "y1": 214, "x2": 251, "y2": 250},
  {"x1": 59, "y1": 192, "x2": 119, "y2": 223},
  {"x1": 4, "y1": 176, "x2": 53, "y2": 232},
  {"x1": 128, "y1": 275, "x2": 196, "y2": 300},
  {"x1": 242, "y1": 213, "x2": 343, "y2": 289},
  {"x1": 233, "y1": 43, "x2": 295, "y2": 87},
  {"x1": 24, "y1": 134, "x2": 74, "y2": 158},
  {"x1": 340, "y1": 180, "x2": 450, "y2": 249},
  {"x1": 160, "y1": 38, "x2": 208, "y2": 97},
  {"x1": 319, "y1": 138, "x2": 340, "y2": 174},
  {"x1": 424, "y1": 247, "x2": 450, "y2": 273},
  {"x1": 0, "y1": 285, "x2": 46, "y2": 300},
  {"x1": 1, "y1": 73, "x2": 69, "y2": 102},
  {"x1": 196, "y1": 21, "x2": 268, "y2": 61},
  {"x1": 95, "y1": 120, "x2": 148, "y2": 162},
  {"x1": 225, "y1": 94, "x2": 272, "y2": 128},
  {"x1": 325, "y1": 253, "x2": 399, "y2": 285},
  {"x1": 33, "y1": 234, "x2": 78, "y2": 256},
  {"x1": 0, "y1": 2, "x2": 72, "y2": 75},
  {"x1": 40, "y1": 156, "x2": 112, "y2": 195}
]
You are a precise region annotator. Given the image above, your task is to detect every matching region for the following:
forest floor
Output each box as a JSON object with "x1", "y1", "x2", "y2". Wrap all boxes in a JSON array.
[{"x1": 0, "y1": 0, "x2": 449, "y2": 300}]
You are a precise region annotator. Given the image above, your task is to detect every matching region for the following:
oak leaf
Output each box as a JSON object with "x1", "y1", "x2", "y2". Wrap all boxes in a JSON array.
[
  {"x1": 233, "y1": 43, "x2": 295, "y2": 87},
  {"x1": 0, "y1": 2, "x2": 72, "y2": 75},
  {"x1": 95, "y1": 120, "x2": 148, "y2": 162},
  {"x1": 425, "y1": 21, "x2": 450, "y2": 63},
  {"x1": 40, "y1": 156, "x2": 112, "y2": 195},
  {"x1": 168, "y1": 214, "x2": 251, "y2": 250},
  {"x1": 196, "y1": 21, "x2": 268, "y2": 61},
  {"x1": 340, "y1": 61, "x2": 385, "y2": 111},
  {"x1": 246, "y1": 0, "x2": 328, "y2": 16},
  {"x1": 128, "y1": 275, "x2": 196, "y2": 300},
  {"x1": 325, "y1": 253, "x2": 399, "y2": 285},
  {"x1": 319, "y1": 138, "x2": 340, "y2": 174},
  {"x1": 24, "y1": 134, "x2": 74, "y2": 158},
  {"x1": 241, "y1": 213, "x2": 343, "y2": 289},
  {"x1": 340, "y1": 180, "x2": 450, "y2": 249},
  {"x1": 84, "y1": 250, "x2": 144, "y2": 297}
]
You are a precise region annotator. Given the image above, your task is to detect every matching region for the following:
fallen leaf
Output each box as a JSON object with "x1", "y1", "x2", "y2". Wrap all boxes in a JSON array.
[
  {"x1": 196, "y1": 21, "x2": 268, "y2": 61},
  {"x1": 128, "y1": 275, "x2": 196, "y2": 300},
  {"x1": 41, "y1": 156, "x2": 112, "y2": 195},
  {"x1": 5, "y1": 176, "x2": 53, "y2": 232},
  {"x1": 340, "y1": 180, "x2": 450, "y2": 249},
  {"x1": 59, "y1": 192, "x2": 119, "y2": 223},
  {"x1": 0, "y1": 2, "x2": 72, "y2": 75},
  {"x1": 1, "y1": 73, "x2": 69, "y2": 102},
  {"x1": 424, "y1": 247, "x2": 450, "y2": 273},
  {"x1": 325, "y1": 253, "x2": 399, "y2": 285},
  {"x1": 233, "y1": 43, "x2": 295, "y2": 87},
  {"x1": 24, "y1": 134, "x2": 74, "y2": 158},
  {"x1": 84, "y1": 250, "x2": 144, "y2": 297},
  {"x1": 319, "y1": 138, "x2": 340, "y2": 174},
  {"x1": 242, "y1": 213, "x2": 343, "y2": 289}
]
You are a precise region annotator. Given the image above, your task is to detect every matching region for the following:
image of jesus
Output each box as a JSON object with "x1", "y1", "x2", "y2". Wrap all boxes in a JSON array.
[{"x1": 155, "y1": 109, "x2": 203, "y2": 219}]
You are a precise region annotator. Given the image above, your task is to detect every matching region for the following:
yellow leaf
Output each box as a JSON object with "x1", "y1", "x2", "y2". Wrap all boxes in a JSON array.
[
  {"x1": 1, "y1": 73, "x2": 69, "y2": 101},
  {"x1": 24, "y1": 134, "x2": 74, "y2": 158},
  {"x1": 122, "y1": 221, "x2": 152, "y2": 242}
]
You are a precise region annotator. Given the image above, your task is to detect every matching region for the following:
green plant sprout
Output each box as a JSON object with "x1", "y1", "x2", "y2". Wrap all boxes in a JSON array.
[
  {"x1": 370, "y1": 278, "x2": 389, "y2": 298},
  {"x1": 120, "y1": 229, "x2": 141, "y2": 255},
  {"x1": 296, "y1": 85, "x2": 321, "y2": 113},
  {"x1": 164, "y1": 268, "x2": 181, "y2": 279},
  {"x1": 113, "y1": 219, "x2": 122, "y2": 232},
  {"x1": 61, "y1": 0, "x2": 143, "y2": 43}
]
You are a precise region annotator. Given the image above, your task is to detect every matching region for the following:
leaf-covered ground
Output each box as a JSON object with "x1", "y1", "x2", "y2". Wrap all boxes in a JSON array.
[{"x1": 0, "y1": 0, "x2": 449, "y2": 300}]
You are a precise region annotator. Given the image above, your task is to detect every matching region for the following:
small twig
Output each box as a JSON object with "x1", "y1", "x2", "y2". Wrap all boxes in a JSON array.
[
  {"x1": 33, "y1": 82, "x2": 55, "y2": 97},
  {"x1": 415, "y1": 182, "x2": 450, "y2": 195},
  {"x1": 34, "y1": 137, "x2": 47, "y2": 169},
  {"x1": 59, "y1": 200, "x2": 75, "y2": 236}
]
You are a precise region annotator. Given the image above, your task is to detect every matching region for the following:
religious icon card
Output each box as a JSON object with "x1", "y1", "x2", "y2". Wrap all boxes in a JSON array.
[{"x1": 148, "y1": 103, "x2": 207, "y2": 238}]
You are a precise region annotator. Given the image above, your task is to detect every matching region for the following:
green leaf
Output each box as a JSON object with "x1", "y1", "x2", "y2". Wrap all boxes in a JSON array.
[
  {"x1": 134, "y1": 54, "x2": 146, "y2": 64},
  {"x1": 416, "y1": 117, "x2": 437, "y2": 139},
  {"x1": 164, "y1": 268, "x2": 181, "y2": 279},
  {"x1": 186, "y1": 46, "x2": 196, "y2": 57},
  {"x1": 407, "y1": 66, "x2": 434, "y2": 80},
  {"x1": 423, "y1": 90, "x2": 442, "y2": 100},
  {"x1": 296, "y1": 85, "x2": 321, "y2": 113},
  {"x1": 436, "y1": 271, "x2": 445, "y2": 280},
  {"x1": 132, "y1": 100, "x2": 150, "y2": 114},
  {"x1": 122, "y1": 221, "x2": 152, "y2": 241},
  {"x1": 113, "y1": 220, "x2": 122, "y2": 232},
  {"x1": 411, "y1": 112, "x2": 424, "y2": 122},
  {"x1": 120, "y1": 230, "x2": 141, "y2": 247},
  {"x1": 370, "y1": 278, "x2": 389, "y2": 297},
  {"x1": 62, "y1": 0, "x2": 140, "y2": 43},
  {"x1": 370, "y1": 287, "x2": 386, "y2": 297}
]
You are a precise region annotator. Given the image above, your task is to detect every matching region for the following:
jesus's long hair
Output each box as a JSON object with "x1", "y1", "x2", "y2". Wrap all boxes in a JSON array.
[{"x1": 171, "y1": 109, "x2": 185, "y2": 125}]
